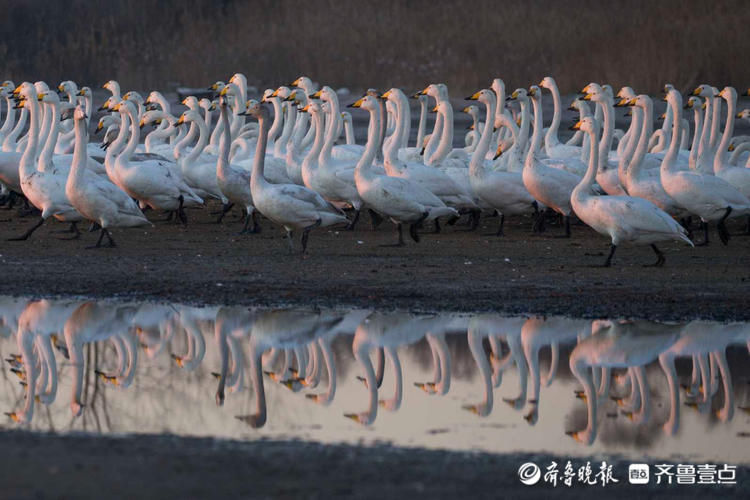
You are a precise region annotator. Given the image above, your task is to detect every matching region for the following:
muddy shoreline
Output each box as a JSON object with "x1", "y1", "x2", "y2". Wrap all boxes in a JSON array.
[
  {"x1": 0, "y1": 204, "x2": 748, "y2": 321},
  {"x1": 1, "y1": 430, "x2": 746, "y2": 499}
]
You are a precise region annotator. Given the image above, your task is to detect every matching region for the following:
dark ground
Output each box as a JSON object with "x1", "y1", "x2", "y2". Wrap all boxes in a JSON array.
[
  {"x1": 0, "y1": 201, "x2": 748, "y2": 321},
  {"x1": 0, "y1": 430, "x2": 747, "y2": 500}
]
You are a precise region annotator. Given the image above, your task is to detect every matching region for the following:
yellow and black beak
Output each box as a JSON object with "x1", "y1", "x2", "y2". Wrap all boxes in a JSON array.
[
  {"x1": 311, "y1": 90, "x2": 323, "y2": 99},
  {"x1": 347, "y1": 97, "x2": 364, "y2": 109},
  {"x1": 284, "y1": 91, "x2": 297, "y2": 102},
  {"x1": 465, "y1": 91, "x2": 481, "y2": 101},
  {"x1": 582, "y1": 93, "x2": 592, "y2": 101},
  {"x1": 614, "y1": 97, "x2": 629, "y2": 107},
  {"x1": 493, "y1": 144, "x2": 503, "y2": 160},
  {"x1": 692, "y1": 87, "x2": 702, "y2": 96},
  {"x1": 571, "y1": 120, "x2": 583, "y2": 131},
  {"x1": 380, "y1": 90, "x2": 392, "y2": 100},
  {"x1": 300, "y1": 103, "x2": 311, "y2": 112},
  {"x1": 627, "y1": 98, "x2": 637, "y2": 106},
  {"x1": 37, "y1": 92, "x2": 47, "y2": 102},
  {"x1": 219, "y1": 87, "x2": 229, "y2": 96}
]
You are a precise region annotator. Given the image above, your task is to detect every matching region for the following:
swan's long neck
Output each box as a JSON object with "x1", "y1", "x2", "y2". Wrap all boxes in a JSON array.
[
  {"x1": 573, "y1": 121, "x2": 600, "y2": 199},
  {"x1": 208, "y1": 105, "x2": 226, "y2": 151},
  {"x1": 180, "y1": 118, "x2": 208, "y2": 170},
  {"x1": 696, "y1": 98, "x2": 713, "y2": 172},
  {"x1": 68, "y1": 112, "x2": 89, "y2": 195},
  {"x1": 424, "y1": 109, "x2": 443, "y2": 164},
  {"x1": 275, "y1": 102, "x2": 295, "y2": 157},
  {"x1": 3, "y1": 106, "x2": 27, "y2": 151},
  {"x1": 467, "y1": 327, "x2": 493, "y2": 415},
  {"x1": 105, "y1": 113, "x2": 130, "y2": 176},
  {"x1": 662, "y1": 92, "x2": 684, "y2": 175},
  {"x1": 354, "y1": 103, "x2": 381, "y2": 184},
  {"x1": 597, "y1": 97, "x2": 614, "y2": 171},
  {"x1": 627, "y1": 100, "x2": 653, "y2": 180},
  {"x1": 713, "y1": 91, "x2": 735, "y2": 173},
  {"x1": 250, "y1": 107, "x2": 272, "y2": 193},
  {"x1": 429, "y1": 104, "x2": 454, "y2": 165},
  {"x1": 469, "y1": 94, "x2": 496, "y2": 177},
  {"x1": 544, "y1": 81, "x2": 563, "y2": 148},
  {"x1": 517, "y1": 100, "x2": 530, "y2": 153},
  {"x1": 709, "y1": 95, "x2": 722, "y2": 151},
  {"x1": 118, "y1": 107, "x2": 140, "y2": 165},
  {"x1": 570, "y1": 355, "x2": 597, "y2": 444},
  {"x1": 319, "y1": 95, "x2": 342, "y2": 166},
  {"x1": 618, "y1": 106, "x2": 642, "y2": 186},
  {"x1": 525, "y1": 94, "x2": 544, "y2": 168},
  {"x1": 688, "y1": 105, "x2": 703, "y2": 170},
  {"x1": 397, "y1": 95, "x2": 411, "y2": 150},
  {"x1": 39, "y1": 101, "x2": 63, "y2": 172},
  {"x1": 659, "y1": 353, "x2": 680, "y2": 435},
  {"x1": 19, "y1": 93, "x2": 41, "y2": 179},
  {"x1": 415, "y1": 97, "x2": 427, "y2": 148},
  {"x1": 0, "y1": 94, "x2": 15, "y2": 137},
  {"x1": 384, "y1": 97, "x2": 407, "y2": 166},
  {"x1": 353, "y1": 341, "x2": 378, "y2": 425},
  {"x1": 267, "y1": 97, "x2": 283, "y2": 149},
  {"x1": 302, "y1": 109, "x2": 326, "y2": 174},
  {"x1": 217, "y1": 104, "x2": 234, "y2": 181},
  {"x1": 17, "y1": 328, "x2": 37, "y2": 422},
  {"x1": 34, "y1": 99, "x2": 52, "y2": 164}
]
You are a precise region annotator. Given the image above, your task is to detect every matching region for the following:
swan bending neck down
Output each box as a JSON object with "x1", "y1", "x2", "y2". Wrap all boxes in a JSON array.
[
  {"x1": 570, "y1": 116, "x2": 692, "y2": 267},
  {"x1": 245, "y1": 101, "x2": 348, "y2": 255}
]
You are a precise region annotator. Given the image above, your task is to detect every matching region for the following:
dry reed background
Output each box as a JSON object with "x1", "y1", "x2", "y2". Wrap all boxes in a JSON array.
[{"x1": 1, "y1": 0, "x2": 748, "y2": 95}]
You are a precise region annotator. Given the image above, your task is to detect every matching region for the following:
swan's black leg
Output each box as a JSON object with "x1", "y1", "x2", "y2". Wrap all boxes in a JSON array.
[
  {"x1": 554, "y1": 215, "x2": 571, "y2": 238},
  {"x1": 532, "y1": 209, "x2": 546, "y2": 233},
  {"x1": 484, "y1": 214, "x2": 505, "y2": 236},
  {"x1": 346, "y1": 207, "x2": 361, "y2": 231},
  {"x1": 104, "y1": 229, "x2": 117, "y2": 248},
  {"x1": 432, "y1": 218, "x2": 441, "y2": 234},
  {"x1": 8, "y1": 217, "x2": 45, "y2": 241},
  {"x1": 644, "y1": 244, "x2": 665, "y2": 267},
  {"x1": 88, "y1": 222, "x2": 101, "y2": 232},
  {"x1": 695, "y1": 221, "x2": 710, "y2": 246},
  {"x1": 285, "y1": 229, "x2": 295, "y2": 254},
  {"x1": 59, "y1": 222, "x2": 81, "y2": 240},
  {"x1": 380, "y1": 223, "x2": 405, "y2": 247},
  {"x1": 409, "y1": 211, "x2": 428, "y2": 243},
  {"x1": 717, "y1": 206, "x2": 732, "y2": 245},
  {"x1": 301, "y1": 219, "x2": 321, "y2": 255},
  {"x1": 177, "y1": 195, "x2": 188, "y2": 226},
  {"x1": 602, "y1": 244, "x2": 617, "y2": 267},
  {"x1": 368, "y1": 209, "x2": 383, "y2": 230},
  {"x1": 680, "y1": 217, "x2": 693, "y2": 240},
  {"x1": 86, "y1": 227, "x2": 108, "y2": 249},
  {"x1": 216, "y1": 202, "x2": 234, "y2": 224}
]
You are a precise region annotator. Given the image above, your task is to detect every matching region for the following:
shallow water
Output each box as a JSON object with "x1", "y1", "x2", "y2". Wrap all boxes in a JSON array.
[{"x1": 1, "y1": 296, "x2": 749, "y2": 463}]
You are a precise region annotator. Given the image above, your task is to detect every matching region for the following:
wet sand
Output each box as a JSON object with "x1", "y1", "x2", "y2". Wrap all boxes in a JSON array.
[
  {"x1": 1, "y1": 430, "x2": 747, "y2": 499},
  {"x1": 0, "y1": 203, "x2": 748, "y2": 321}
]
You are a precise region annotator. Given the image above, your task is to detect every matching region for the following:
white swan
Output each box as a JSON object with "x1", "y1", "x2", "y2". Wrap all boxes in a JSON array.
[
  {"x1": 351, "y1": 95, "x2": 457, "y2": 246},
  {"x1": 466, "y1": 89, "x2": 536, "y2": 235},
  {"x1": 244, "y1": 100, "x2": 348, "y2": 254},
  {"x1": 539, "y1": 76, "x2": 582, "y2": 159},
  {"x1": 515, "y1": 86, "x2": 580, "y2": 236},
  {"x1": 111, "y1": 100, "x2": 203, "y2": 223},
  {"x1": 571, "y1": 116, "x2": 692, "y2": 266},
  {"x1": 711, "y1": 87, "x2": 750, "y2": 199},
  {"x1": 661, "y1": 89, "x2": 750, "y2": 245},
  {"x1": 66, "y1": 105, "x2": 150, "y2": 247}
]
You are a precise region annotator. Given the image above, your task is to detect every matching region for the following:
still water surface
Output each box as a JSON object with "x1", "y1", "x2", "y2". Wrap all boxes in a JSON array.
[{"x1": 2, "y1": 296, "x2": 749, "y2": 462}]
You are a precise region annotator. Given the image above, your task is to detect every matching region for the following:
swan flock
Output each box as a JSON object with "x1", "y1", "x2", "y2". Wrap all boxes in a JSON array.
[{"x1": 1, "y1": 74, "x2": 749, "y2": 266}]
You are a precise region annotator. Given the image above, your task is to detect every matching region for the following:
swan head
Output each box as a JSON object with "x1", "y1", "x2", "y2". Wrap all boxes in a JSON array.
[
  {"x1": 718, "y1": 86, "x2": 736, "y2": 102},
  {"x1": 539, "y1": 76, "x2": 555, "y2": 89},
  {"x1": 0, "y1": 80, "x2": 14, "y2": 91},
  {"x1": 58, "y1": 80, "x2": 77, "y2": 95},
  {"x1": 98, "y1": 95, "x2": 120, "y2": 112},
  {"x1": 736, "y1": 109, "x2": 750, "y2": 120},
  {"x1": 199, "y1": 98, "x2": 213, "y2": 112},
  {"x1": 37, "y1": 91, "x2": 60, "y2": 104},
  {"x1": 508, "y1": 88, "x2": 527, "y2": 102},
  {"x1": 465, "y1": 88, "x2": 494, "y2": 104},
  {"x1": 284, "y1": 90, "x2": 305, "y2": 106},
  {"x1": 271, "y1": 86, "x2": 291, "y2": 100},
  {"x1": 209, "y1": 81, "x2": 225, "y2": 92},
  {"x1": 239, "y1": 100, "x2": 268, "y2": 121},
  {"x1": 181, "y1": 95, "x2": 199, "y2": 110},
  {"x1": 289, "y1": 76, "x2": 314, "y2": 94},
  {"x1": 122, "y1": 91, "x2": 143, "y2": 104},
  {"x1": 580, "y1": 82, "x2": 602, "y2": 96},
  {"x1": 343, "y1": 412, "x2": 372, "y2": 426},
  {"x1": 616, "y1": 87, "x2": 636, "y2": 101},
  {"x1": 571, "y1": 116, "x2": 597, "y2": 135},
  {"x1": 76, "y1": 87, "x2": 91, "y2": 98},
  {"x1": 229, "y1": 73, "x2": 247, "y2": 87},
  {"x1": 684, "y1": 96, "x2": 701, "y2": 110},
  {"x1": 102, "y1": 80, "x2": 119, "y2": 94},
  {"x1": 526, "y1": 85, "x2": 540, "y2": 98},
  {"x1": 692, "y1": 84, "x2": 715, "y2": 97},
  {"x1": 348, "y1": 94, "x2": 378, "y2": 112}
]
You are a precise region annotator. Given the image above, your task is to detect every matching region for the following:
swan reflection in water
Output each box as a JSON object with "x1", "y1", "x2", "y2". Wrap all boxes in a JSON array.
[{"x1": 1, "y1": 296, "x2": 749, "y2": 450}]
